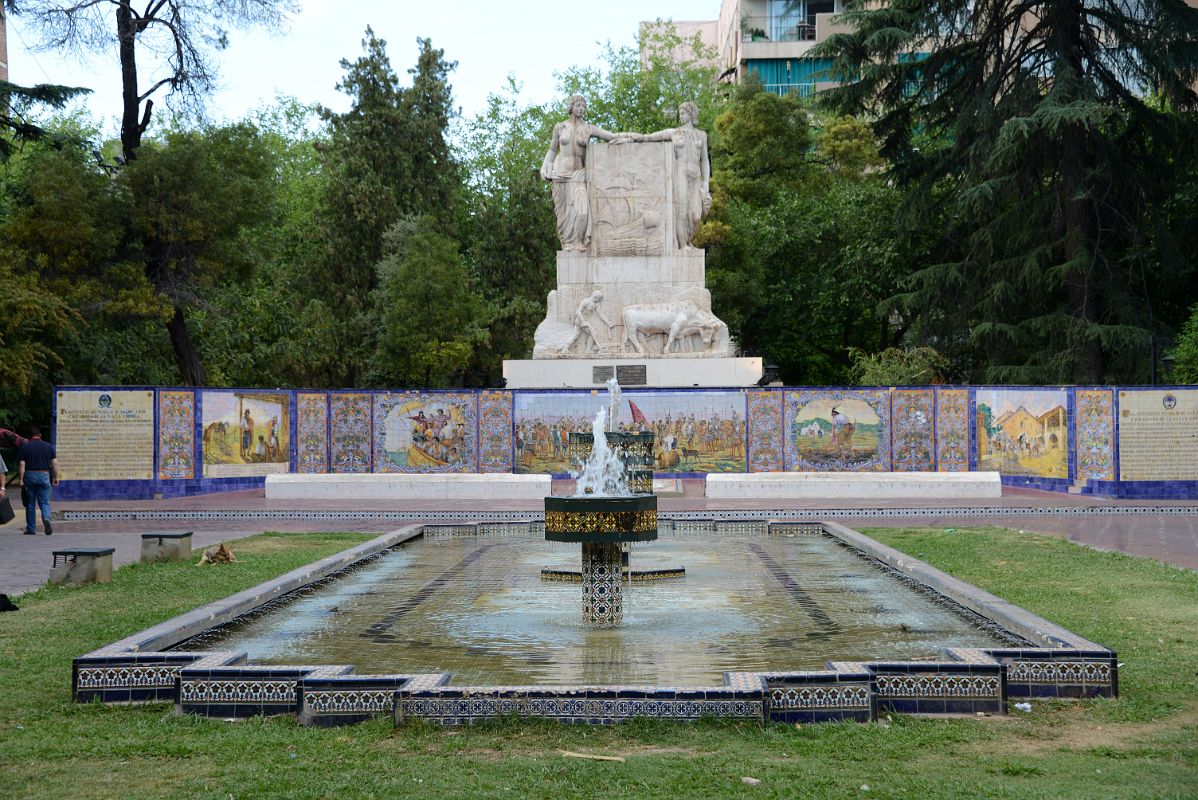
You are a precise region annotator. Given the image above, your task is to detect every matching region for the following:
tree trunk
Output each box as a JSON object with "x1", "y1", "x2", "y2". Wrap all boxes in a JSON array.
[
  {"x1": 116, "y1": 0, "x2": 144, "y2": 161},
  {"x1": 166, "y1": 305, "x2": 208, "y2": 386}
]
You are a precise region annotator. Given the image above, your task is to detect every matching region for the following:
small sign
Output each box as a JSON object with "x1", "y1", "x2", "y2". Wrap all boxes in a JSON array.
[
  {"x1": 616, "y1": 364, "x2": 648, "y2": 386},
  {"x1": 592, "y1": 366, "x2": 615, "y2": 383}
]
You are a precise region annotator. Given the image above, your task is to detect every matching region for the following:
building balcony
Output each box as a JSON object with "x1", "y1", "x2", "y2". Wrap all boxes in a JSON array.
[{"x1": 738, "y1": 13, "x2": 854, "y2": 60}]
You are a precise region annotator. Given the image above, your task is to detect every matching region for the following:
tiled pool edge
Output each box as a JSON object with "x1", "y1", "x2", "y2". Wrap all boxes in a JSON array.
[
  {"x1": 72, "y1": 522, "x2": 1118, "y2": 725},
  {"x1": 73, "y1": 526, "x2": 424, "y2": 707}
]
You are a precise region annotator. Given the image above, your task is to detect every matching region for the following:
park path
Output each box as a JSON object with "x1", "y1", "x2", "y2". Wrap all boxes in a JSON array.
[{"x1": 1, "y1": 481, "x2": 1194, "y2": 596}]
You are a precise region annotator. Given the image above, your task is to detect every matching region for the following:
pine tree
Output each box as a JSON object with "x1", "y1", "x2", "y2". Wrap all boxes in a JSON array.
[{"x1": 819, "y1": 0, "x2": 1198, "y2": 383}]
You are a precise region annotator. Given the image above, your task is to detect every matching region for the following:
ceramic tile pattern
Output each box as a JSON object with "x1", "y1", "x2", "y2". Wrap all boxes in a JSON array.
[
  {"x1": 891, "y1": 389, "x2": 936, "y2": 472},
  {"x1": 935, "y1": 389, "x2": 969, "y2": 472},
  {"x1": 157, "y1": 390, "x2": 195, "y2": 480},
  {"x1": 52, "y1": 383, "x2": 1198, "y2": 498},
  {"x1": 1075, "y1": 389, "x2": 1115, "y2": 482},
  {"x1": 746, "y1": 390, "x2": 785, "y2": 472},
  {"x1": 477, "y1": 391, "x2": 515, "y2": 473},
  {"x1": 296, "y1": 393, "x2": 329, "y2": 474},
  {"x1": 329, "y1": 393, "x2": 372, "y2": 473}
]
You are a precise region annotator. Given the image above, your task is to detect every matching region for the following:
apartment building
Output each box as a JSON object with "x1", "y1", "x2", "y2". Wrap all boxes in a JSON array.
[{"x1": 711, "y1": 0, "x2": 854, "y2": 94}]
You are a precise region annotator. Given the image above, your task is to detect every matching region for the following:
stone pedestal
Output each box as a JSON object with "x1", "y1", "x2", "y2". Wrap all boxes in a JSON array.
[
  {"x1": 504, "y1": 356, "x2": 762, "y2": 388},
  {"x1": 581, "y1": 542, "x2": 624, "y2": 626},
  {"x1": 50, "y1": 547, "x2": 115, "y2": 586},
  {"x1": 140, "y1": 531, "x2": 193, "y2": 563}
]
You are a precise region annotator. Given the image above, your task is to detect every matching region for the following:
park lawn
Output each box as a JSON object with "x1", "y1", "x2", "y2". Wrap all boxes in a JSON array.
[{"x1": 1, "y1": 528, "x2": 1195, "y2": 800}]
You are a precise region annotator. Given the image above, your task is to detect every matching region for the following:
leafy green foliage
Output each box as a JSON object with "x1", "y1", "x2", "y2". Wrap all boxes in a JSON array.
[
  {"x1": 295, "y1": 30, "x2": 460, "y2": 387},
  {"x1": 1171, "y1": 303, "x2": 1198, "y2": 383},
  {"x1": 849, "y1": 346, "x2": 950, "y2": 386},
  {"x1": 703, "y1": 85, "x2": 925, "y2": 383},
  {"x1": 818, "y1": 0, "x2": 1198, "y2": 383},
  {"x1": 373, "y1": 217, "x2": 487, "y2": 387}
]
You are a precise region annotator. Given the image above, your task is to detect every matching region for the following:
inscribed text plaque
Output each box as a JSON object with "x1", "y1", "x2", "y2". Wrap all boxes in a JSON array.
[
  {"x1": 1118, "y1": 389, "x2": 1198, "y2": 481},
  {"x1": 56, "y1": 390, "x2": 155, "y2": 481}
]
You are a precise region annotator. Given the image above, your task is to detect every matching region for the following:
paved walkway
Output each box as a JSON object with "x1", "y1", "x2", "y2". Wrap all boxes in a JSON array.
[{"x1": 1, "y1": 482, "x2": 1194, "y2": 596}]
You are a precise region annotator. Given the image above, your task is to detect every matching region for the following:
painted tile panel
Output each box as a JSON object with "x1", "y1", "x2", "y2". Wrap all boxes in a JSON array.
[
  {"x1": 478, "y1": 391, "x2": 514, "y2": 474},
  {"x1": 935, "y1": 389, "x2": 969, "y2": 472},
  {"x1": 329, "y1": 393, "x2": 372, "y2": 474},
  {"x1": 746, "y1": 390, "x2": 785, "y2": 472},
  {"x1": 975, "y1": 388, "x2": 1069, "y2": 479},
  {"x1": 1075, "y1": 389, "x2": 1114, "y2": 482},
  {"x1": 201, "y1": 390, "x2": 290, "y2": 479},
  {"x1": 158, "y1": 390, "x2": 195, "y2": 480},
  {"x1": 514, "y1": 390, "x2": 746, "y2": 474},
  {"x1": 373, "y1": 392, "x2": 477, "y2": 473},
  {"x1": 891, "y1": 389, "x2": 936, "y2": 472},
  {"x1": 784, "y1": 389, "x2": 891, "y2": 472},
  {"x1": 296, "y1": 393, "x2": 329, "y2": 474}
]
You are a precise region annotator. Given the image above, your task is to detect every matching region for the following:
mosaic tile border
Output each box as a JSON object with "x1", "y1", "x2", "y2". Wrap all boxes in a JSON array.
[
  {"x1": 73, "y1": 523, "x2": 1120, "y2": 727},
  {"x1": 61, "y1": 505, "x2": 1198, "y2": 524}
]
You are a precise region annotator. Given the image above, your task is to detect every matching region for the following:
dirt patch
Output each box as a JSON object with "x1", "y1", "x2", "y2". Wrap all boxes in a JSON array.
[{"x1": 966, "y1": 703, "x2": 1198, "y2": 756}]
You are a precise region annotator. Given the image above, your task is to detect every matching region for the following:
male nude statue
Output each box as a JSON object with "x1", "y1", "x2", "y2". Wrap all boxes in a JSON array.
[{"x1": 566, "y1": 290, "x2": 614, "y2": 353}]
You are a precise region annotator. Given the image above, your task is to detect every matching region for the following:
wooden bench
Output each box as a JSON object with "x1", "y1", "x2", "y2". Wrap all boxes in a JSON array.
[
  {"x1": 50, "y1": 547, "x2": 115, "y2": 586},
  {"x1": 140, "y1": 531, "x2": 193, "y2": 563}
]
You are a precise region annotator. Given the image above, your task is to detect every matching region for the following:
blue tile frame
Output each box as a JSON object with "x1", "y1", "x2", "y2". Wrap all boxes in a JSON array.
[{"x1": 51, "y1": 384, "x2": 1198, "y2": 500}]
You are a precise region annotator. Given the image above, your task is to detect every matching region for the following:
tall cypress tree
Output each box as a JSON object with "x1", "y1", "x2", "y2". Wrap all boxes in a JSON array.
[
  {"x1": 297, "y1": 30, "x2": 458, "y2": 387},
  {"x1": 820, "y1": 0, "x2": 1198, "y2": 383}
]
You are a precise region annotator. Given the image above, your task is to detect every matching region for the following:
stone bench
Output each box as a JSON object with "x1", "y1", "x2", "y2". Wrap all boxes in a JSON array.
[
  {"x1": 50, "y1": 547, "x2": 115, "y2": 586},
  {"x1": 141, "y1": 531, "x2": 193, "y2": 563},
  {"x1": 265, "y1": 473, "x2": 553, "y2": 501},
  {"x1": 705, "y1": 471, "x2": 1003, "y2": 499}
]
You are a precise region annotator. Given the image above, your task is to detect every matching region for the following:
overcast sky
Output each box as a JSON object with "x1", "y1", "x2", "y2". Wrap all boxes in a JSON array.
[{"x1": 7, "y1": 0, "x2": 716, "y2": 134}]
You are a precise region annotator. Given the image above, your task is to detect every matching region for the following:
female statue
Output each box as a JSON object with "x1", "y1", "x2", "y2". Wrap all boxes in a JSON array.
[
  {"x1": 636, "y1": 102, "x2": 711, "y2": 250},
  {"x1": 540, "y1": 95, "x2": 621, "y2": 251}
]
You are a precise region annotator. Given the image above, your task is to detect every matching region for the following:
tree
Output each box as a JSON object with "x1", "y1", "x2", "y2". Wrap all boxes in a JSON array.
[
  {"x1": 9, "y1": 0, "x2": 295, "y2": 385},
  {"x1": 373, "y1": 217, "x2": 487, "y2": 387},
  {"x1": 295, "y1": 30, "x2": 459, "y2": 387},
  {"x1": 1172, "y1": 304, "x2": 1198, "y2": 384},
  {"x1": 819, "y1": 0, "x2": 1198, "y2": 383},
  {"x1": 0, "y1": 79, "x2": 91, "y2": 161},
  {"x1": 119, "y1": 123, "x2": 278, "y2": 385},
  {"x1": 8, "y1": 0, "x2": 295, "y2": 161}
]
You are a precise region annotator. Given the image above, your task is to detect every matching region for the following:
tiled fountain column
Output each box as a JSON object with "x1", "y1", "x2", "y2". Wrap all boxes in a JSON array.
[{"x1": 581, "y1": 542, "x2": 624, "y2": 626}]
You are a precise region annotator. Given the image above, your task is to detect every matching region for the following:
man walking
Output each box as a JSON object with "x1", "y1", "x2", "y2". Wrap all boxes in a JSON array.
[{"x1": 18, "y1": 426, "x2": 58, "y2": 536}]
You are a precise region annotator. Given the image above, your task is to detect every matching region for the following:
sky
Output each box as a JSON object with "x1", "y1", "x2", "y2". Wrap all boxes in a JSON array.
[{"x1": 7, "y1": 0, "x2": 716, "y2": 135}]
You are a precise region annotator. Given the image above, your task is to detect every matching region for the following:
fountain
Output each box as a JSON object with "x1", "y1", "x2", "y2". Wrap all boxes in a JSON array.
[{"x1": 543, "y1": 381, "x2": 658, "y2": 626}]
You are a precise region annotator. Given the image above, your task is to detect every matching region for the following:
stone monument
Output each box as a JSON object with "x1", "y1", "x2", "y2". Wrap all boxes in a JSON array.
[{"x1": 502, "y1": 99, "x2": 762, "y2": 388}]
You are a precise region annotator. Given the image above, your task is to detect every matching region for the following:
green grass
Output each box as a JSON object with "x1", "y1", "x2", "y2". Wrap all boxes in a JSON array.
[{"x1": 2, "y1": 527, "x2": 1196, "y2": 799}]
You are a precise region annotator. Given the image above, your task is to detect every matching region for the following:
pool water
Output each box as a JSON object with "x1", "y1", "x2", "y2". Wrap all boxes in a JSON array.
[{"x1": 183, "y1": 529, "x2": 1016, "y2": 686}]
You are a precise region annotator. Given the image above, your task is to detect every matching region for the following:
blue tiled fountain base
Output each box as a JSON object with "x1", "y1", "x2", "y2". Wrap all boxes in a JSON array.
[{"x1": 71, "y1": 522, "x2": 1119, "y2": 727}]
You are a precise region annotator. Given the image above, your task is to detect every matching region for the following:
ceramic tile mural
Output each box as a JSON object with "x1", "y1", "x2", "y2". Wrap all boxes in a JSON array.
[
  {"x1": 784, "y1": 390, "x2": 890, "y2": 472},
  {"x1": 296, "y1": 393, "x2": 329, "y2": 474},
  {"x1": 936, "y1": 389, "x2": 969, "y2": 472},
  {"x1": 1075, "y1": 390, "x2": 1114, "y2": 482},
  {"x1": 514, "y1": 391, "x2": 746, "y2": 475},
  {"x1": 330, "y1": 393, "x2": 372, "y2": 473},
  {"x1": 975, "y1": 388, "x2": 1069, "y2": 479},
  {"x1": 891, "y1": 390, "x2": 936, "y2": 471},
  {"x1": 746, "y1": 391, "x2": 785, "y2": 472},
  {"x1": 477, "y1": 391, "x2": 514, "y2": 473},
  {"x1": 157, "y1": 390, "x2": 195, "y2": 480},
  {"x1": 373, "y1": 392, "x2": 477, "y2": 473},
  {"x1": 201, "y1": 391, "x2": 291, "y2": 478}
]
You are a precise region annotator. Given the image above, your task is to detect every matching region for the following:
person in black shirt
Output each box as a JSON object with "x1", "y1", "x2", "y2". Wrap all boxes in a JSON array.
[{"x1": 17, "y1": 426, "x2": 57, "y2": 536}]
